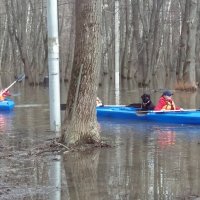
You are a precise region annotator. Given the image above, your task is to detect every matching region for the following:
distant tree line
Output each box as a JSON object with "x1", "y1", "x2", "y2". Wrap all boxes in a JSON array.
[{"x1": 0, "y1": 0, "x2": 199, "y2": 90}]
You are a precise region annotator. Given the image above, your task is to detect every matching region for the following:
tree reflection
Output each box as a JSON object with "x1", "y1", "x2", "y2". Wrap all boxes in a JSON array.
[
  {"x1": 63, "y1": 150, "x2": 100, "y2": 200},
  {"x1": 0, "y1": 112, "x2": 13, "y2": 134}
]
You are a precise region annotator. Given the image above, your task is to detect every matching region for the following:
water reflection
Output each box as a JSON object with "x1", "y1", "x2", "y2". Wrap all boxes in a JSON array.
[
  {"x1": 1, "y1": 82, "x2": 200, "y2": 199},
  {"x1": 63, "y1": 150, "x2": 100, "y2": 200},
  {"x1": 0, "y1": 112, "x2": 14, "y2": 133},
  {"x1": 49, "y1": 155, "x2": 61, "y2": 200},
  {"x1": 156, "y1": 128, "x2": 176, "y2": 149},
  {"x1": 62, "y1": 120, "x2": 200, "y2": 199}
]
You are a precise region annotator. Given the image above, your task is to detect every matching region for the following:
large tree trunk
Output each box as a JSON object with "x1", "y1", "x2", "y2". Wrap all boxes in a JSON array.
[{"x1": 61, "y1": 0, "x2": 102, "y2": 145}]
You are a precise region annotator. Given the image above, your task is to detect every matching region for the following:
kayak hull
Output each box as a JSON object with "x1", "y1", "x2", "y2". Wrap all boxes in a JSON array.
[
  {"x1": 0, "y1": 99, "x2": 15, "y2": 111},
  {"x1": 96, "y1": 106, "x2": 200, "y2": 125}
]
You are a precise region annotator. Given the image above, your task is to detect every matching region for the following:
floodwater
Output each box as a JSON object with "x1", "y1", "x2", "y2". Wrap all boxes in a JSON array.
[{"x1": 0, "y1": 81, "x2": 200, "y2": 200}]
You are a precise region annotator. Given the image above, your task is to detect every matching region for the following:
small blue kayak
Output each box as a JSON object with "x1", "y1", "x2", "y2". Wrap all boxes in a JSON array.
[
  {"x1": 96, "y1": 105, "x2": 200, "y2": 125},
  {"x1": 0, "y1": 98, "x2": 15, "y2": 111}
]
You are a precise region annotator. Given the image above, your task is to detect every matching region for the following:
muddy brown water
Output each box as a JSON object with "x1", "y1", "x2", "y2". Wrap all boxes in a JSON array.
[{"x1": 0, "y1": 83, "x2": 200, "y2": 200}]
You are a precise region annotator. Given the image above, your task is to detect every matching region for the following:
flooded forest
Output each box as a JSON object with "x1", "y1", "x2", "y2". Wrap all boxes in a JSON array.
[
  {"x1": 0, "y1": 0, "x2": 200, "y2": 90},
  {"x1": 0, "y1": 0, "x2": 200, "y2": 200}
]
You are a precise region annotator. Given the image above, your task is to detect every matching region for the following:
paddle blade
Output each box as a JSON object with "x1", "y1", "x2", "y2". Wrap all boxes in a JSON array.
[{"x1": 16, "y1": 74, "x2": 25, "y2": 82}]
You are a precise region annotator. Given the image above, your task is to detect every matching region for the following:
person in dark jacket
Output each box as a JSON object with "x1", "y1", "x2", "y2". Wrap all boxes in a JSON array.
[{"x1": 154, "y1": 90, "x2": 181, "y2": 111}]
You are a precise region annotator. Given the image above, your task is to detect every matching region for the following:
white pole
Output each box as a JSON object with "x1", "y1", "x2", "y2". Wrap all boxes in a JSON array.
[
  {"x1": 115, "y1": 0, "x2": 120, "y2": 105},
  {"x1": 47, "y1": 0, "x2": 61, "y2": 132}
]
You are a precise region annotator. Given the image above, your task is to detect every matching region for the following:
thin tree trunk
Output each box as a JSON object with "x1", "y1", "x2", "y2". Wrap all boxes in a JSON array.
[
  {"x1": 144, "y1": 0, "x2": 163, "y2": 86},
  {"x1": 131, "y1": 0, "x2": 143, "y2": 83},
  {"x1": 64, "y1": 4, "x2": 75, "y2": 83},
  {"x1": 177, "y1": 0, "x2": 190, "y2": 84},
  {"x1": 182, "y1": 0, "x2": 198, "y2": 90},
  {"x1": 121, "y1": 0, "x2": 131, "y2": 79}
]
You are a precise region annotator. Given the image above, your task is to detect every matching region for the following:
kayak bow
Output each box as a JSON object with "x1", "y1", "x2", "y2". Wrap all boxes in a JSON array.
[{"x1": 0, "y1": 99, "x2": 15, "y2": 111}]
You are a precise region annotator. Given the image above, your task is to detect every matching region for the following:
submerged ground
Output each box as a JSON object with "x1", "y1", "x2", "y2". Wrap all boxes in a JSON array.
[{"x1": 0, "y1": 82, "x2": 200, "y2": 200}]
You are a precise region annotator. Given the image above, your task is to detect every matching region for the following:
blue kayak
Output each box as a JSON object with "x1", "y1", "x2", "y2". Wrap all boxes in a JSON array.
[
  {"x1": 96, "y1": 106, "x2": 200, "y2": 125},
  {"x1": 0, "y1": 98, "x2": 15, "y2": 111}
]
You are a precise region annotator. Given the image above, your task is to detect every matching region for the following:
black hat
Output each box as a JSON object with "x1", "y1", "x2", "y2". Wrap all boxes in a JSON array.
[{"x1": 162, "y1": 90, "x2": 173, "y2": 96}]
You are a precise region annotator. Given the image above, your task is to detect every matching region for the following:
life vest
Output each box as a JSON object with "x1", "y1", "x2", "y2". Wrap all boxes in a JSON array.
[
  {"x1": 0, "y1": 95, "x2": 5, "y2": 101},
  {"x1": 162, "y1": 99, "x2": 176, "y2": 110}
]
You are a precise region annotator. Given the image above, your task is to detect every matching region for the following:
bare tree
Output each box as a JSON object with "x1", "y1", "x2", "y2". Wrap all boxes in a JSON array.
[
  {"x1": 177, "y1": 0, "x2": 198, "y2": 90},
  {"x1": 4, "y1": 0, "x2": 47, "y2": 84},
  {"x1": 0, "y1": 0, "x2": 200, "y2": 91},
  {"x1": 61, "y1": 0, "x2": 102, "y2": 145},
  {"x1": 182, "y1": 0, "x2": 198, "y2": 90},
  {"x1": 121, "y1": 0, "x2": 133, "y2": 79},
  {"x1": 63, "y1": 2, "x2": 75, "y2": 83},
  {"x1": 176, "y1": 0, "x2": 190, "y2": 86}
]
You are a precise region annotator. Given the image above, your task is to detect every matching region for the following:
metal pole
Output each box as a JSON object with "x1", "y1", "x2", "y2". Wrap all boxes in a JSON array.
[
  {"x1": 47, "y1": 0, "x2": 61, "y2": 132},
  {"x1": 115, "y1": 0, "x2": 120, "y2": 105}
]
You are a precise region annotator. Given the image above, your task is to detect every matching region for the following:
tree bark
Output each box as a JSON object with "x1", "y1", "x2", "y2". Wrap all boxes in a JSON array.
[
  {"x1": 61, "y1": 0, "x2": 102, "y2": 145},
  {"x1": 182, "y1": 0, "x2": 198, "y2": 90},
  {"x1": 196, "y1": 1, "x2": 200, "y2": 83},
  {"x1": 64, "y1": 4, "x2": 75, "y2": 83},
  {"x1": 121, "y1": 0, "x2": 131, "y2": 79},
  {"x1": 177, "y1": 0, "x2": 190, "y2": 84},
  {"x1": 144, "y1": 0, "x2": 163, "y2": 86}
]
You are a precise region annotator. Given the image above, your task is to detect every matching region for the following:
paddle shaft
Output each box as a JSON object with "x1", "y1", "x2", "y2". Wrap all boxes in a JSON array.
[
  {"x1": 3, "y1": 80, "x2": 17, "y2": 91},
  {"x1": 0, "y1": 74, "x2": 25, "y2": 96},
  {"x1": 0, "y1": 81, "x2": 17, "y2": 96},
  {"x1": 60, "y1": 104, "x2": 139, "y2": 111}
]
